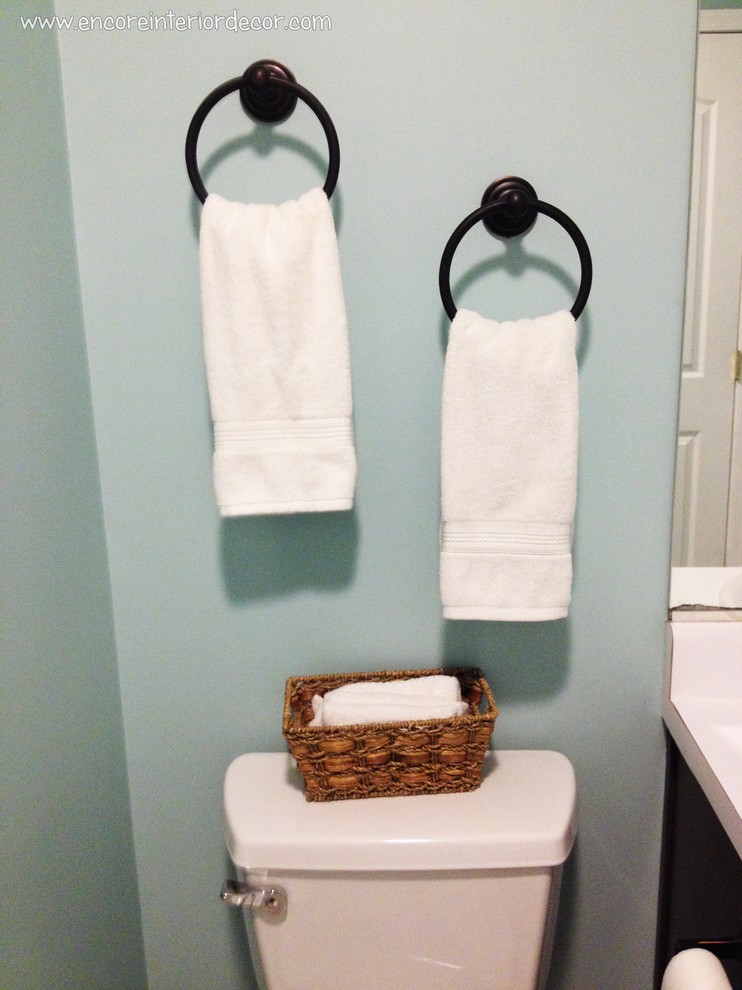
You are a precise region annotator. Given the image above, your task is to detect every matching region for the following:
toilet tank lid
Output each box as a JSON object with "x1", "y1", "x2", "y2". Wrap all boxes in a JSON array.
[{"x1": 224, "y1": 750, "x2": 577, "y2": 872}]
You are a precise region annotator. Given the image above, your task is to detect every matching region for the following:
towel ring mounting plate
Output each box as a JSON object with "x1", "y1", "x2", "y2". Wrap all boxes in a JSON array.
[
  {"x1": 239, "y1": 60, "x2": 298, "y2": 123},
  {"x1": 480, "y1": 176, "x2": 539, "y2": 238},
  {"x1": 185, "y1": 59, "x2": 339, "y2": 204},
  {"x1": 438, "y1": 176, "x2": 592, "y2": 321}
]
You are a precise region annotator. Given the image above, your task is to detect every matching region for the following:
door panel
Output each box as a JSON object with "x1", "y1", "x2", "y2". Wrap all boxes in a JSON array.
[{"x1": 673, "y1": 32, "x2": 742, "y2": 566}]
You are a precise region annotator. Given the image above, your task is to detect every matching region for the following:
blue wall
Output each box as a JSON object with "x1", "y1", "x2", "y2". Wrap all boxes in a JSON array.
[
  {"x1": 0, "y1": 6, "x2": 146, "y2": 989},
  {"x1": 13, "y1": 1, "x2": 698, "y2": 988}
]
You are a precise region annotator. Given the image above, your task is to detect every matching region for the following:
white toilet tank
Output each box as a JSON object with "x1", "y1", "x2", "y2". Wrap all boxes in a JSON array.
[{"x1": 223, "y1": 749, "x2": 577, "y2": 990}]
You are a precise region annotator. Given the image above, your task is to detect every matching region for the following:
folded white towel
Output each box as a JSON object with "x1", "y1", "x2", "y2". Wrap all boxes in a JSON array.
[
  {"x1": 199, "y1": 188, "x2": 357, "y2": 516},
  {"x1": 310, "y1": 694, "x2": 470, "y2": 727},
  {"x1": 324, "y1": 675, "x2": 461, "y2": 701},
  {"x1": 440, "y1": 309, "x2": 578, "y2": 621},
  {"x1": 308, "y1": 676, "x2": 467, "y2": 726}
]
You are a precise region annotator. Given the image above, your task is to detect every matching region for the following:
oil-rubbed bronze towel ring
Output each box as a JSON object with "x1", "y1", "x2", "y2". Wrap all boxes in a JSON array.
[
  {"x1": 185, "y1": 59, "x2": 340, "y2": 204},
  {"x1": 439, "y1": 176, "x2": 592, "y2": 321}
]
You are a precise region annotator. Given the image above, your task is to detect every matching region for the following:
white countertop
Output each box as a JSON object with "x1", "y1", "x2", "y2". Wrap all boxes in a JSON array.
[{"x1": 664, "y1": 621, "x2": 742, "y2": 857}]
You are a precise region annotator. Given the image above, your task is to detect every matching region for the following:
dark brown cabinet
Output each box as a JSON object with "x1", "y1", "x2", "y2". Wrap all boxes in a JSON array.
[{"x1": 656, "y1": 734, "x2": 742, "y2": 989}]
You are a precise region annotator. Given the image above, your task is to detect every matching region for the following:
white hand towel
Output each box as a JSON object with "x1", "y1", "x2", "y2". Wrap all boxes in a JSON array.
[
  {"x1": 440, "y1": 309, "x2": 578, "y2": 621},
  {"x1": 199, "y1": 187, "x2": 357, "y2": 516}
]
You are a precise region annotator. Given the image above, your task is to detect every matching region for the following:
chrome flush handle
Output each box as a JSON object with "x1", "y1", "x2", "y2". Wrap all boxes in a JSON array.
[{"x1": 220, "y1": 878, "x2": 287, "y2": 919}]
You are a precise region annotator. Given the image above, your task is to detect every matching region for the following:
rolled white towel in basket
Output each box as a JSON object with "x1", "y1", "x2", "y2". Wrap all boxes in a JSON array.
[
  {"x1": 327, "y1": 674, "x2": 462, "y2": 701},
  {"x1": 309, "y1": 674, "x2": 468, "y2": 726},
  {"x1": 314, "y1": 696, "x2": 470, "y2": 727}
]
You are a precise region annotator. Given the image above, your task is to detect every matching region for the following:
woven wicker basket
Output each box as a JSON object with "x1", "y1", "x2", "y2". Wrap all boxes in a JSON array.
[{"x1": 283, "y1": 667, "x2": 497, "y2": 801}]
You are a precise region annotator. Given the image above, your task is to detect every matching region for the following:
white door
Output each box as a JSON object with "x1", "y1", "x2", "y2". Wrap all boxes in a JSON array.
[{"x1": 672, "y1": 27, "x2": 742, "y2": 566}]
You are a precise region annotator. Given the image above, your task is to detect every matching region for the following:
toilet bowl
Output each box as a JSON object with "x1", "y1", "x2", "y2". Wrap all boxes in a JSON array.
[{"x1": 222, "y1": 749, "x2": 577, "y2": 990}]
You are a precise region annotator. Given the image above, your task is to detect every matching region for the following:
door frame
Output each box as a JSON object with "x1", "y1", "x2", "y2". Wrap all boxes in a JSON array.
[{"x1": 694, "y1": 8, "x2": 742, "y2": 563}]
